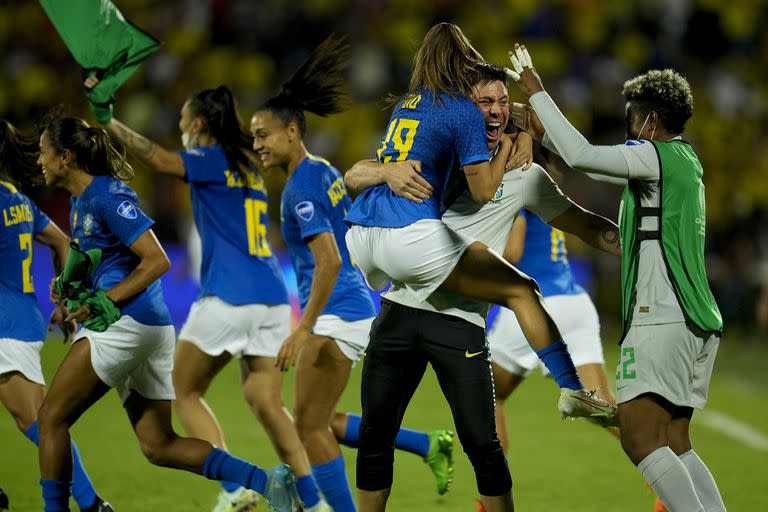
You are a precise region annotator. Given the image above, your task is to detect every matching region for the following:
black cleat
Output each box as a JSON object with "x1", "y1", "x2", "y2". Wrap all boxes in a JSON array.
[
  {"x1": 0, "y1": 487, "x2": 9, "y2": 511},
  {"x1": 82, "y1": 496, "x2": 114, "y2": 512}
]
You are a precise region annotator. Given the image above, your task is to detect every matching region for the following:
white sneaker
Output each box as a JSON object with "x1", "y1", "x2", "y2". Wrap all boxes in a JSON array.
[
  {"x1": 303, "y1": 499, "x2": 332, "y2": 512},
  {"x1": 558, "y1": 388, "x2": 618, "y2": 427},
  {"x1": 212, "y1": 487, "x2": 261, "y2": 512}
]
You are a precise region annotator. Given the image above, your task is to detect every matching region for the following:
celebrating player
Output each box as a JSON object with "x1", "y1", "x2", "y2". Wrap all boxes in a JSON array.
[
  {"x1": 509, "y1": 44, "x2": 725, "y2": 512},
  {"x1": 35, "y1": 116, "x2": 300, "y2": 512},
  {"x1": 0, "y1": 120, "x2": 113, "y2": 512},
  {"x1": 346, "y1": 54, "x2": 618, "y2": 510},
  {"x1": 95, "y1": 81, "x2": 315, "y2": 512}
]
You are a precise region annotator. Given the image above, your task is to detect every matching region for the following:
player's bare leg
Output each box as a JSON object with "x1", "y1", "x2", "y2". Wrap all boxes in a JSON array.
[
  {"x1": 619, "y1": 395, "x2": 704, "y2": 511},
  {"x1": 37, "y1": 339, "x2": 111, "y2": 482},
  {"x1": 240, "y1": 355, "x2": 313, "y2": 479},
  {"x1": 358, "y1": 488, "x2": 390, "y2": 512},
  {"x1": 0, "y1": 371, "x2": 44, "y2": 432},
  {"x1": 479, "y1": 493, "x2": 514, "y2": 512},
  {"x1": 173, "y1": 340, "x2": 232, "y2": 448},
  {"x1": 442, "y1": 242, "x2": 615, "y2": 424}
]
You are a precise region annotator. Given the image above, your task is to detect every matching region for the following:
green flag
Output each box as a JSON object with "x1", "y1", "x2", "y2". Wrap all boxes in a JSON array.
[{"x1": 40, "y1": 0, "x2": 160, "y2": 122}]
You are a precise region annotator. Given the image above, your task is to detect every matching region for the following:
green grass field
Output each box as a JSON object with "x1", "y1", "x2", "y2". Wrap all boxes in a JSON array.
[{"x1": 2, "y1": 336, "x2": 767, "y2": 511}]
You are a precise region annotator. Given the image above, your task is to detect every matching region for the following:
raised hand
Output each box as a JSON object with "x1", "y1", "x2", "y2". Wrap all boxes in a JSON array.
[
  {"x1": 505, "y1": 44, "x2": 545, "y2": 98},
  {"x1": 510, "y1": 102, "x2": 545, "y2": 141}
]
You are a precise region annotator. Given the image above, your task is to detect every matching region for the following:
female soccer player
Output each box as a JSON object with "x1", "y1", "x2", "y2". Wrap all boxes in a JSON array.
[
  {"x1": 509, "y1": 44, "x2": 725, "y2": 512},
  {"x1": 345, "y1": 57, "x2": 620, "y2": 512},
  {"x1": 250, "y1": 35, "x2": 453, "y2": 512},
  {"x1": 35, "y1": 116, "x2": 300, "y2": 512},
  {"x1": 0, "y1": 120, "x2": 112, "y2": 512},
  {"x1": 93, "y1": 82, "x2": 318, "y2": 512}
]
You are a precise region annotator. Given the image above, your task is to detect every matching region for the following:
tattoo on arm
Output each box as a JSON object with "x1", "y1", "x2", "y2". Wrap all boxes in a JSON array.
[
  {"x1": 601, "y1": 226, "x2": 620, "y2": 246},
  {"x1": 110, "y1": 123, "x2": 157, "y2": 161}
]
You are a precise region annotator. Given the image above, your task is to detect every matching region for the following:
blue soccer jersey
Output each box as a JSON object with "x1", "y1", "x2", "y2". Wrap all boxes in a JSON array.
[
  {"x1": 517, "y1": 210, "x2": 584, "y2": 297},
  {"x1": 281, "y1": 155, "x2": 375, "y2": 321},
  {"x1": 0, "y1": 181, "x2": 50, "y2": 341},
  {"x1": 181, "y1": 144, "x2": 288, "y2": 305},
  {"x1": 69, "y1": 176, "x2": 171, "y2": 326},
  {"x1": 345, "y1": 90, "x2": 488, "y2": 228}
]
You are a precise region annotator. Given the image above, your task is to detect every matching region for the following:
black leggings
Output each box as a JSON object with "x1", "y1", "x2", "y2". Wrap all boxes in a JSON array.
[{"x1": 356, "y1": 299, "x2": 512, "y2": 496}]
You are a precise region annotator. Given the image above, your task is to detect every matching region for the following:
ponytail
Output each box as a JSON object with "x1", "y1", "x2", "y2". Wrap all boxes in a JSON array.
[
  {"x1": 43, "y1": 117, "x2": 134, "y2": 181},
  {"x1": 0, "y1": 120, "x2": 42, "y2": 190},
  {"x1": 187, "y1": 85, "x2": 254, "y2": 182},
  {"x1": 258, "y1": 34, "x2": 349, "y2": 135}
]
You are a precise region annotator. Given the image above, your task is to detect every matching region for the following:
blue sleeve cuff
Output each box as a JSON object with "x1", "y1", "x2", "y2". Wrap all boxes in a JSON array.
[{"x1": 460, "y1": 154, "x2": 490, "y2": 167}]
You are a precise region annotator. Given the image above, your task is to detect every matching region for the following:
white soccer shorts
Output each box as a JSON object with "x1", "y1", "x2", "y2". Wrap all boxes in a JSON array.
[
  {"x1": 345, "y1": 219, "x2": 473, "y2": 302},
  {"x1": 0, "y1": 339, "x2": 45, "y2": 385},
  {"x1": 74, "y1": 316, "x2": 176, "y2": 403},
  {"x1": 616, "y1": 322, "x2": 719, "y2": 409},
  {"x1": 313, "y1": 315, "x2": 374, "y2": 363},
  {"x1": 178, "y1": 296, "x2": 291, "y2": 359},
  {"x1": 489, "y1": 292, "x2": 604, "y2": 376}
]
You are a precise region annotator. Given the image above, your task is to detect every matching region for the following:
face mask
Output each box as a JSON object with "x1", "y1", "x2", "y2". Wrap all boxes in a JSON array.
[
  {"x1": 181, "y1": 130, "x2": 197, "y2": 150},
  {"x1": 630, "y1": 113, "x2": 655, "y2": 141}
]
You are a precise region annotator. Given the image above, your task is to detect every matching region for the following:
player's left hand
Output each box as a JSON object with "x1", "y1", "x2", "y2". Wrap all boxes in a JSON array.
[
  {"x1": 49, "y1": 303, "x2": 76, "y2": 342},
  {"x1": 65, "y1": 303, "x2": 93, "y2": 325},
  {"x1": 276, "y1": 324, "x2": 312, "y2": 372},
  {"x1": 506, "y1": 131, "x2": 533, "y2": 170},
  {"x1": 505, "y1": 44, "x2": 544, "y2": 98}
]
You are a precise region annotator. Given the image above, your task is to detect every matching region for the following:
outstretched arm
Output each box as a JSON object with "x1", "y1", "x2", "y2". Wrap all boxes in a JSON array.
[
  {"x1": 107, "y1": 119, "x2": 186, "y2": 178},
  {"x1": 548, "y1": 204, "x2": 621, "y2": 257}
]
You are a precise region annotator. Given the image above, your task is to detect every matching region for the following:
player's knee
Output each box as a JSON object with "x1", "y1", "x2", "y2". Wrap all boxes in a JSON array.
[
  {"x1": 294, "y1": 412, "x2": 325, "y2": 443},
  {"x1": 36, "y1": 399, "x2": 67, "y2": 431},
  {"x1": 465, "y1": 440, "x2": 512, "y2": 496},
  {"x1": 243, "y1": 388, "x2": 282, "y2": 422},
  {"x1": 620, "y1": 429, "x2": 665, "y2": 465},
  {"x1": 139, "y1": 435, "x2": 175, "y2": 467},
  {"x1": 356, "y1": 418, "x2": 397, "y2": 491}
]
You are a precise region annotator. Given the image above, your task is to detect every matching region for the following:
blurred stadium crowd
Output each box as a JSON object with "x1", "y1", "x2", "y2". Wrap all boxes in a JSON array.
[{"x1": 2, "y1": 0, "x2": 767, "y2": 332}]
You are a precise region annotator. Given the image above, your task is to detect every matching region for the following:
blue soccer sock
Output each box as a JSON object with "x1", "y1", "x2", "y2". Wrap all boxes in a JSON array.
[
  {"x1": 296, "y1": 474, "x2": 322, "y2": 508},
  {"x1": 202, "y1": 448, "x2": 267, "y2": 495},
  {"x1": 312, "y1": 455, "x2": 356, "y2": 512},
  {"x1": 40, "y1": 479, "x2": 70, "y2": 512},
  {"x1": 219, "y1": 481, "x2": 242, "y2": 493},
  {"x1": 25, "y1": 422, "x2": 97, "y2": 510},
  {"x1": 340, "y1": 413, "x2": 429, "y2": 457},
  {"x1": 536, "y1": 341, "x2": 583, "y2": 390}
]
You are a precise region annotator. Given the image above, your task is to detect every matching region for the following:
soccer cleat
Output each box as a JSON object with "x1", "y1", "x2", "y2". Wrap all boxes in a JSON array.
[
  {"x1": 82, "y1": 496, "x2": 115, "y2": 512},
  {"x1": 263, "y1": 464, "x2": 302, "y2": 512},
  {"x1": 423, "y1": 429, "x2": 455, "y2": 495},
  {"x1": 475, "y1": 498, "x2": 488, "y2": 512},
  {"x1": 212, "y1": 487, "x2": 260, "y2": 512},
  {"x1": 303, "y1": 498, "x2": 332, "y2": 512},
  {"x1": 558, "y1": 388, "x2": 618, "y2": 427},
  {"x1": 653, "y1": 498, "x2": 669, "y2": 512}
]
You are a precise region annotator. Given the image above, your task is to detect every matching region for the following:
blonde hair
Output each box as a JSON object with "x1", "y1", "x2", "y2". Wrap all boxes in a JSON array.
[
  {"x1": 409, "y1": 23, "x2": 484, "y2": 105},
  {"x1": 622, "y1": 69, "x2": 694, "y2": 134}
]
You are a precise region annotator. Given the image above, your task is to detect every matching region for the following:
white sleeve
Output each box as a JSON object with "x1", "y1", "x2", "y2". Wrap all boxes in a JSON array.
[
  {"x1": 522, "y1": 164, "x2": 572, "y2": 222},
  {"x1": 530, "y1": 91, "x2": 659, "y2": 180},
  {"x1": 543, "y1": 132, "x2": 627, "y2": 185}
]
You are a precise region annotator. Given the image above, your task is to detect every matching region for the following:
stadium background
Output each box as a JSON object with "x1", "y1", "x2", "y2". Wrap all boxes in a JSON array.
[{"x1": 2, "y1": 0, "x2": 767, "y2": 510}]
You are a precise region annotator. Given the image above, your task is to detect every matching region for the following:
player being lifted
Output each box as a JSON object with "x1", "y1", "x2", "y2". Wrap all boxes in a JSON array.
[
  {"x1": 508, "y1": 44, "x2": 725, "y2": 512},
  {"x1": 344, "y1": 24, "x2": 619, "y2": 511},
  {"x1": 0, "y1": 120, "x2": 113, "y2": 512},
  {"x1": 35, "y1": 116, "x2": 300, "y2": 512}
]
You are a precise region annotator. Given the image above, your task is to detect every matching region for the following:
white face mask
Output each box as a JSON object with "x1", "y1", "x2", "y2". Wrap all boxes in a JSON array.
[
  {"x1": 632, "y1": 113, "x2": 655, "y2": 141},
  {"x1": 181, "y1": 130, "x2": 197, "y2": 150}
]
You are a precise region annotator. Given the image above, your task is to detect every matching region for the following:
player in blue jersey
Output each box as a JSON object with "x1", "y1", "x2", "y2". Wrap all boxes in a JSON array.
[
  {"x1": 0, "y1": 120, "x2": 113, "y2": 512},
  {"x1": 250, "y1": 36, "x2": 453, "y2": 512},
  {"x1": 35, "y1": 116, "x2": 300, "y2": 512},
  {"x1": 343, "y1": 24, "x2": 617, "y2": 512},
  {"x1": 99, "y1": 83, "x2": 318, "y2": 512}
]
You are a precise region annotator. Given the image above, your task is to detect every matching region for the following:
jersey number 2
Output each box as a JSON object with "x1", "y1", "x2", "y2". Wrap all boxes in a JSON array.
[
  {"x1": 376, "y1": 118, "x2": 420, "y2": 163},
  {"x1": 244, "y1": 198, "x2": 272, "y2": 257},
  {"x1": 19, "y1": 233, "x2": 34, "y2": 293}
]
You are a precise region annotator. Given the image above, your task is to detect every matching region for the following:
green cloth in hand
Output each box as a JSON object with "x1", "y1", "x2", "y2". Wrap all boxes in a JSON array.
[{"x1": 40, "y1": 0, "x2": 160, "y2": 124}]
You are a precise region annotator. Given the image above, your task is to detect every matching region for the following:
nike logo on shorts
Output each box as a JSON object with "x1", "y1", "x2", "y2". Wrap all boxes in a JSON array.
[{"x1": 465, "y1": 350, "x2": 483, "y2": 358}]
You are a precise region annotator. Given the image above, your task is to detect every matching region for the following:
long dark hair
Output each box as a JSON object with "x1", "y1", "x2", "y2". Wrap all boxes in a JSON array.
[
  {"x1": 43, "y1": 117, "x2": 134, "y2": 181},
  {"x1": 409, "y1": 23, "x2": 484, "y2": 105},
  {"x1": 0, "y1": 120, "x2": 42, "y2": 190},
  {"x1": 257, "y1": 34, "x2": 349, "y2": 135},
  {"x1": 187, "y1": 86, "x2": 254, "y2": 181}
]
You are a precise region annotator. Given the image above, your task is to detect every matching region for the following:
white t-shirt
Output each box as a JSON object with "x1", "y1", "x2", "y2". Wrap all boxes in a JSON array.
[
  {"x1": 532, "y1": 91, "x2": 685, "y2": 325},
  {"x1": 383, "y1": 163, "x2": 571, "y2": 327}
]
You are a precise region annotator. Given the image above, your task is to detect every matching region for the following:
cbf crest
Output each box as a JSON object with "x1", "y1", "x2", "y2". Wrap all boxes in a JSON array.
[
  {"x1": 82, "y1": 213, "x2": 94, "y2": 235},
  {"x1": 490, "y1": 182, "x2": 504, "y2": 204}
]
